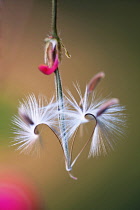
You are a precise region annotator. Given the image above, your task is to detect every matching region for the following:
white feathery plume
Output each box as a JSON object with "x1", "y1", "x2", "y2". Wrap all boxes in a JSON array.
[
  {"x1": 62, "y1": 86, "x2": 89, "y2": 140},
  {"x1": 63, "y1": 84, "x2": 105, "y2": 139},
  {"x1": 63, "y1": 84, "x2": 126, "y2": 158},
  {"x1": 88, "y1": 99, "x2": 126, "y2": 157},
  {"x1": 12, "y1": 94, "x2": 58, "y2": 154},
  {"x1": 11, "y1": 71, "x2": 126, "y2": 180}
]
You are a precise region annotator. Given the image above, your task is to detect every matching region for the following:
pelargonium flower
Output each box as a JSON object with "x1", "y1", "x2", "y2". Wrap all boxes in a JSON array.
[
  {"x1": 38, "y1": 36, "x2": 60, "y2": 75},
  {"x1": 12, "y1": 94, "x2": 58, "y2": 154},
  {"x1": 62, "y1": 74, "x2": 126, "y2": 160}
]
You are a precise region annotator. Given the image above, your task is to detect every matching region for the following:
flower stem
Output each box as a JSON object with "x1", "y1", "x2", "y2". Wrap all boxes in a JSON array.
[
  {"x1": 52, "y1": 0, "x2": 71, "y2": 171},
  {"x1": 52, "y1": 0, "x2": 57, "y2": 37}
]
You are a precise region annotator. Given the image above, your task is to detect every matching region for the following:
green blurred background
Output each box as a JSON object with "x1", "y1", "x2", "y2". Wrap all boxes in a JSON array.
[{"x1": 0, "y1": 0, "x2": 140, "y2": 209}]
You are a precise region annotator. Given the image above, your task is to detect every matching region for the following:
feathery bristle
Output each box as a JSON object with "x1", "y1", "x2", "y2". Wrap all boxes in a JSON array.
[{"x1": 12, "y1": 94, "x2": 58, "y2": 154}]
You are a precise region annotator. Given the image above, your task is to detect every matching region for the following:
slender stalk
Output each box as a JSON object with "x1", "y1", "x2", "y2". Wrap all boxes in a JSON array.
[
  {"x1": 52, "y1": 0, "x2": 57, "y2": 37},
  {"x1": 71, "y1": 127, "x2": 95, "y2": 168},
  {"x1": 52, "y1": 0, "x2": 71, "y2": 171}
]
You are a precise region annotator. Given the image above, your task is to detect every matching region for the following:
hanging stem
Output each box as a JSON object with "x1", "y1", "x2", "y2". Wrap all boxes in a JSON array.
[
  {"x1": 52, "y1": 0, "x2": 57, "y2": 37},
  {"x1": 51, "y1": 0, "x2": 71, "y2": 171}
]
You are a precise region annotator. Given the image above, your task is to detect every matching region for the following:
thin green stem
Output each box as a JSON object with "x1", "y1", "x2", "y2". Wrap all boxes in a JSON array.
[
  {"x1": 52, "y1": 0, "x2": 57, "y2": 37},
  {"x1": 54, "y1": 70, "x2": 71, "y2": 171},
  {"x1": 52, "y1": 0, "x2": 71, "y2": 171}
]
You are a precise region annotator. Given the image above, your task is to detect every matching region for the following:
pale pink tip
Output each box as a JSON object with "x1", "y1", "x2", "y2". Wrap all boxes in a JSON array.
[
  {"x1": 97, "y1": 98, "x2": 119, "y2": 116},
  {"x1": 38, "y1": 56, "x2": 59, "y2": 75},
  {"x1": 87, "y1": 72, "x2": 105, "y2": 93},
  {"x1": 68, "y1": 172, "x2": 78, "y2": 180}
]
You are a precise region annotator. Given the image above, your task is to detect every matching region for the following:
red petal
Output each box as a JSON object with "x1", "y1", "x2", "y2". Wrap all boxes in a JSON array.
[{"x1": 38, "y1": 56, "x2": 59, "y2": 75}]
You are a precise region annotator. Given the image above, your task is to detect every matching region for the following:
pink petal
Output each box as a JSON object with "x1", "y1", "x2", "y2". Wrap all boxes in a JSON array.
[
  {"x1": 38, "y1": 56, "x2": 59, "y2": 75},
  {"x1": 97, "y1": 98, "x2": 119, "y2": 117},
  {"x1": 87, "y1": 72, "x2": 105, "y2": 94}
]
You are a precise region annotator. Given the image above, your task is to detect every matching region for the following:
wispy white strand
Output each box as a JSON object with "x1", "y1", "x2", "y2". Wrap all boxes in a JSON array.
[
  {"x1": 12, "y1": 94, "x2": 58, "y2": 154},
  {"x1": 62, "y1": 85, "x2": 126, "y2": 157},
  {"x1": 12, "y1": 85, "x2": 126, "y2": 160}
]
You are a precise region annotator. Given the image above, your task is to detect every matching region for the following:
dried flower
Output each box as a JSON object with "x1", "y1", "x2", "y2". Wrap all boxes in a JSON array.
[
  {"x1": 62, "y1": 76, "x2": 126, "y2": 160},
  {"x1": 12, "y1": 72, "x2": 126, "y2": 179},
  {"x1": 11, "y1": 0, "x2": 126, "y2": 180},
  {"x1": 38, "y1": 37, "x2": 60, "y2": 75}
]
